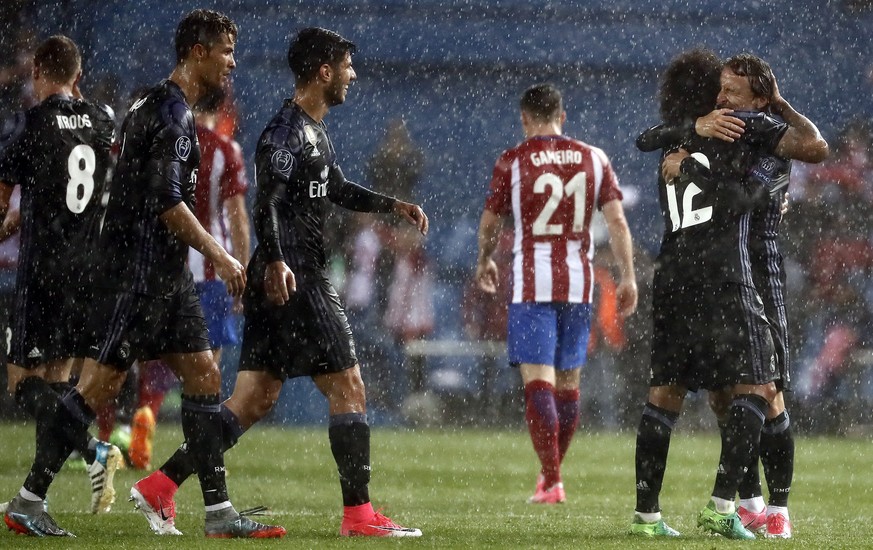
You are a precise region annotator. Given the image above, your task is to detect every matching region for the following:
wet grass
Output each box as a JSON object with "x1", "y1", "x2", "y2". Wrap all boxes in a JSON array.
[{"x1": 0, "y1": 421, "x2": 870, "y2": 548}]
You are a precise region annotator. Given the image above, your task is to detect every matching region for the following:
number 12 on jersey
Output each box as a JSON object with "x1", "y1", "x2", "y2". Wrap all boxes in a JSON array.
[{"x1": 666, "y1": 181, "x2": 712, "y2": 232}]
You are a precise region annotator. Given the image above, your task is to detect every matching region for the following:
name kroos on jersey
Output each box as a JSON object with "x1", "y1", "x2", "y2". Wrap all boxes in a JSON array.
[
  {"x1": 529, "y1": 150, "x2": 582, "y2": 167},
  {"x1": 56, "y1": 114, "x2": 92, "y2": 130}
]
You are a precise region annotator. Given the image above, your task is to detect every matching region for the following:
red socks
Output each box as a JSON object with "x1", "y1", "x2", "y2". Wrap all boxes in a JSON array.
[{"x1": 524, "y1": 380, "x2": 560, "y2": 488}]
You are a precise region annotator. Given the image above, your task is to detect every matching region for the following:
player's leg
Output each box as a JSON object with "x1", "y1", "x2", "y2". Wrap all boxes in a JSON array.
[
  {"x1": 709, "y1": 386, "x2": 767, "y2": 533},
  {"x1": 553, "y1": 302, "x2": 591, "y2": 469},
  {"x1": 699, "y1": 285, "x2": 775, "y2": 540},
  {"x1": 506, "y1": 302, "x2": 563, "y2": 503},
  {"x1": 761, "y1": 391, "x2": 793, "y2": 538},
  {"x1": 630, "y1": 288, "x2": 687, "y2": 537},
  {"x1": 313, "y1": 365, "x2": 421, "y2": 538},
  {"x1": 6, "y1": 357, "x2": 125, "y2": 536},
  {"x1": 144, "y1": 369, "x2": 281, "y2": 500},
  {"x1": 630, "y1": 384, "x2": 684, "y2": 537}
]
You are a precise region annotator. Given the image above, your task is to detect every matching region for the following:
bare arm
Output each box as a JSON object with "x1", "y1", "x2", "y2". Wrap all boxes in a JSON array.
[
  {"x1": 476, "y1": 208, "x2": 503, "y2": 294},
  {"x1": 770, "y1": 78, "x2": 829, "y2": 163},
  {"x1": 224, "y1": 194, "x2": 251, "y2": 267},
  {"x1": 601, "y1": 199, "x2": 638, "y2": 317},
  {"x1": 695, "y1": 109, "x2": 746, "y2": 142},
  {"x1": 159, "y1": 202, "x2": 246, "y2": 296},
  {"x1": 0, "y1": 184, "x2": 15, "y2": 243}
]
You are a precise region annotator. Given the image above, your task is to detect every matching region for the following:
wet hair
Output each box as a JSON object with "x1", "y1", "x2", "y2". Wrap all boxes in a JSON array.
[
  {"x1": 723, "y1": 53, "x2": 775, "y2": 102},
  {"x1": 519, "y1": 83, "x2": 562, "y2": 121},
  {"x1": 34, "y1": 35, "x2": 81, "y2": 83},
  {"x1": 175, "y1": 9, "x2": 237, "y2": 63},
  {"x1": 659, "y1": 48, "x2": 722, "y2": 125},
  {"x1": 287, "y1": 27, "x2": 356, "y2": 83}
]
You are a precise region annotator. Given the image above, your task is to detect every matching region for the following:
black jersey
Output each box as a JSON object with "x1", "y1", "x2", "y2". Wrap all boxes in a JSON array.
[
  {"x1": 250, "y1": 100, "x2": 395, "y2": 288},
  {"x1": 96, "y1": 80, "x2": 201, "y2": 295},
  {"x1": 646, "y1": 111, "x2": 788, "y2": 289},
  {"x1": 0, "y1": 94, "x2": 115, "y2": 284}
]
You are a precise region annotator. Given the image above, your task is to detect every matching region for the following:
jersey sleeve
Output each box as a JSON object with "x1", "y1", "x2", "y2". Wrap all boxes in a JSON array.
[
  {"x1": 146, "y1": 98, "x2": 196, "y2": 213},
  {"x1": 592, "y1": 147, "x2": 623, "y2": 209},
  {"x1": 327, "y1": 163, "x2": 396, "y2": 213},
  {"x1": 219, "y1": 138, "x2": 249, "y2": 201},
  {"x1": 741, "y1": 112, "x2": 789, "y2": 155},
  {"x1": 483, "y1": 150, "x2": 513, "y2": 216},
  {"x1": 252, "y1": 122, "x2": 303, "y2": 263},
  {"x1": 0, "y1": 111, "x2": 27, "y2": 187}
]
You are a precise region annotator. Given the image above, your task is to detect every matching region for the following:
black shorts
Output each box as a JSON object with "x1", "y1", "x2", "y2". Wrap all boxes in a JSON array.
[
  {"x1": 84, "y1": 283, "x2": 211, "y2": 371},
  {"x1": 650, "y1": 282, "x2": 777, "y2": 391},
  {"x1": 8, "y1": 279, "x2": 91, "y2": 367},
  {"x1": 239, "y1": 277, "x2": 357, "y2": 381}
]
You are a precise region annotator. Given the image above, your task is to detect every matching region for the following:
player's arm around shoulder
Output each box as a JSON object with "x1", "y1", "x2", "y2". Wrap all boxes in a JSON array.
[
  {"x1": 601, "y1": 200, "x2": 637, "y2": 317},
  {"x1": 770, "y1": 77, "x2": 828, "y2": 163}
]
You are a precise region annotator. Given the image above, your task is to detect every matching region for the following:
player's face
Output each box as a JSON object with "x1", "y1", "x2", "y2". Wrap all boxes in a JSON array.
[
  {"x1": 716, "y1": 68, "x2": 766, "y2": 111},
  {"x1": 325, "y1": 52, "x2": 356, "y2": 107},
  {"x1": 199, "y1": 33, "x2": 236, "y2": 91}
]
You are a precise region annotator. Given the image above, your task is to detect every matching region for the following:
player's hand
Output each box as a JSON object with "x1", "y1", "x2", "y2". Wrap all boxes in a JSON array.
[
  {"x1": 616, "y1": 279, "x2": 638, "y2": 317},
  {"x1": 476, "y1": 258, "x2": 499, "y2": 294},
  {"x1": 780, "y1": 191, "x2": 790, "y2": 220},
  {"x1": 696, "y1": 108, "x2": 745, "y2": 142},
  {"x1": 770, "y1": 76, "x2": 787, "y2": 115},
  {"x1": 264, "y1": 260, "x2": 296, "y2": 306},
  {"x1": 662, "y1": 149, "x2": 689, "y2": 183},
  {"x1": 215, "y1": 253, "x2": 246, "y2": 298},
  {"x1": 393, "y1": 201, "x2": 429, "y2": 235}
]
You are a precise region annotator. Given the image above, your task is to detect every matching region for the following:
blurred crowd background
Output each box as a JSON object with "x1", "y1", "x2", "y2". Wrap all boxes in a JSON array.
[{"x1": 2, "y1": 0, "x2": 873, "y2": 434}]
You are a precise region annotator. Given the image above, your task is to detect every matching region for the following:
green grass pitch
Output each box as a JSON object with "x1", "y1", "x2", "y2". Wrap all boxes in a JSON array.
[{"x1": 0, "y1": 421, "x2": 870, "y2": 548}]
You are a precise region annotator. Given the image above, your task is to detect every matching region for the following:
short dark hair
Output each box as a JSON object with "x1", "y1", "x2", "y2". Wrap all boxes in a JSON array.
[
  {"x1": 34, "y1": 35, "x2": 81, "y2": 83},
  {"x1": 287, "y1": 27, "x2": 356, "y2": 83},
  {"x1": 660, "y1": 48, "x2": 722, "y2": 125},
  {"x1": 175, "y1": 9, "x2": 237, "y2": 64},
  {"x1": 724, "y1": 53, "x2": 775, "y2": 102},
  {"x1": 519, "y1": 83, "x2": 562, "y2": 121}
]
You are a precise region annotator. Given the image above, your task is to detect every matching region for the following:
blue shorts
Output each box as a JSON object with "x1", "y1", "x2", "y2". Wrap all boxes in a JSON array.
[
  {"x1": 507, "y1": 302, "x2": 592, "y2": 371},
  {"x1": 196, "y1": 280, "x2": 239, "y2": 349}
]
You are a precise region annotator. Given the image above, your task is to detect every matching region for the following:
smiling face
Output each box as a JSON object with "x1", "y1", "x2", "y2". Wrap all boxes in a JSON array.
[
  {"x1": 197, "y1": 32, "x2": 236, "y2": 92},
  {"x1": 716, "y1": 67, "x2": 767, "y2": 111},
  {"x1": 324, "y1": 51, "x2": 356, "y2": 106}
]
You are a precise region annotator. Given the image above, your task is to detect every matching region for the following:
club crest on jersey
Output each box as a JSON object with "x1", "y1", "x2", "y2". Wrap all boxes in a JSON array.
[
  {"x1": 175, "y1": 136, "x2": 192, "y2": 161},
  {"x1": 271, "y1": 148, "x2": 294, "y2": 175}
]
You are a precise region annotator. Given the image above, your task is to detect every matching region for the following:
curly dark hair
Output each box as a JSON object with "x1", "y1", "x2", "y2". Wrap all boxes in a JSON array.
[{"x1": 659, "y1": 48, "x2": 722, "y2": 126}]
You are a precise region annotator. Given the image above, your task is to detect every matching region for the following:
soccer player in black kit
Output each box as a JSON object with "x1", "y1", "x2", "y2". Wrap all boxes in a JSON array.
[
  {"x1": 5, "y1": 11, "x2": 285, "y2": 539},
  {"x1": 0, "y1": 35, "x2": 123, "y2": 536},
  {"x1": 133, "y1": 27, "x2": 427, "y2": 538},
  {"x1": 629, "y1": 50, "x2": 827, "y2": 539}
]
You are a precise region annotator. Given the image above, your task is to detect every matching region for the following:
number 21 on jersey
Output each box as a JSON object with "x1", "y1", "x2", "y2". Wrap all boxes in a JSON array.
[
  {"x1": 666, "y1": 180, "x2": 712, "y2": 232},
  {"x1": 532, "y1": 172, "x2": 586, "y2": 236}
]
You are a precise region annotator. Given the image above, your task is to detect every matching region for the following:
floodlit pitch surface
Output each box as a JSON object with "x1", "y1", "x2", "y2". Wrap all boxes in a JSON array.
[{"x1": 0, "y1": 422, "x2": 869, "y2": 548}]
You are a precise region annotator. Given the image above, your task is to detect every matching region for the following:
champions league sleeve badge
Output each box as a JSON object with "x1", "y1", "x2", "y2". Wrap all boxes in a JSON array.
[
  {"x1": 271, "y1": 148, "x2": 295, "y2": 176},
  {"x1": 175, "y1": 136, "x2": 192, "y2": 161}
]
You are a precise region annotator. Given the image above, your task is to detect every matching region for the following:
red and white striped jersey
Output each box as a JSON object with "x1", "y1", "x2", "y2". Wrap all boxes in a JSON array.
[
  {"x1": 188, "y1": 125, "x2": 249, "y2": 282},
  {"x1": 484, "y1": 135, "x2": 623, "y2": 304}
]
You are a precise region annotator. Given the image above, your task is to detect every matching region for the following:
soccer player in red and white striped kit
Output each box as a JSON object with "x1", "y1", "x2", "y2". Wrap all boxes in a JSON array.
[{"x1": 477, "y1": 83, "x2": 637, "y2": 504}]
